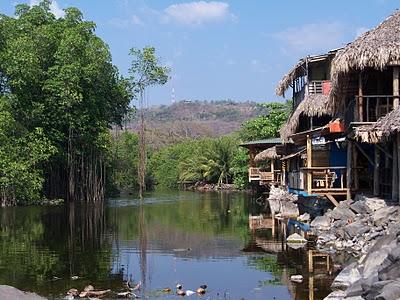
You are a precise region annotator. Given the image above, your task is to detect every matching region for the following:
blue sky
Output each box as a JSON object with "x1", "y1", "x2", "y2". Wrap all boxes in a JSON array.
[{"x1": 1, "y1": 0, "x2": 399, "y2": 105}]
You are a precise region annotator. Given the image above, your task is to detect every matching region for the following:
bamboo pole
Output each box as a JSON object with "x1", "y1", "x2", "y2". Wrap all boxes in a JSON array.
[
  {"x1": 393, "y1": 137, "x2": 399, "y2": 201},
  {"x1": 397, "y1": 132, "x2": 400, "y2": 203},
  {"x1": 374, "y1": 146, "x2": 380, "y2": 196},
  {"x1": 307, "y1": 135, "x2": 312, "y2": 193},
  {"x1": 394, "y1": 67, "x2": 399, "y2": 109},
  {"x1": 358, "y1": 73, "x2": 363, "y2": 121},
  {"x1": 346, "y1": 141, "x2": 352, "y2": 200}
]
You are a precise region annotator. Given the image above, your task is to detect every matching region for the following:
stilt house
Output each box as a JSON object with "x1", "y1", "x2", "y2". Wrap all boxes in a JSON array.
[
  {"x1": 329, "y1": 11, "x2": 400, "y2": 201},
  {"x1": 276, "y1": 50, "x2": 348, "y2": 204}
]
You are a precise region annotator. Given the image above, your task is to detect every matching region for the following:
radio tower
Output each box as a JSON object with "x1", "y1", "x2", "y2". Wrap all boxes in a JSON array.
[{"x1": 171, "y1": 86, "x2": 176, "y2": 104}]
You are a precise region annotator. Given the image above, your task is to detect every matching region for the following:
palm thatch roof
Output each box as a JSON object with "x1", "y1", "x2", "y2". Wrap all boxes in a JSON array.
[
  {"x1": 275, "y1": 60, "x2": 305, "y2": 97},
  {"x1": 330, "y1": 10, "x2": 400, "y2": 110},
  {"x1": 354, "y1": 107, "x2": 400, "y2": 143},
  {"x1": 280, "y1": 94, "x2": 332, "y2": 142},
  {"x1": 254, "y1": 146, "x2": 280, "y2": 162}
]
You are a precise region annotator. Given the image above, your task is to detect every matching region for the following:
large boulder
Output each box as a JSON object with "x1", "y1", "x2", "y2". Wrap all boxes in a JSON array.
[
  {"x1": 0, "y1": 286, "x2": 46, "y2": 300},
  {"x1": 343, "y1": 221, "x2": 369, "y2": 239},
  {"x1": 331, "y1": 262, "x2": 361, "y2": 290},
  {"x1": 350, "y1": 200, "x2": 372, "y2": 215},
  {"x1": 329, "y1": 207, "x2": 356, "y2": 222},
  {"x1": 311, "y1": 215, "x2": 331, "y2": 231},
  {"x1": 372, "y1": 207, "x2": 398, "y2": 227},
  {"x1": 365, "y1": 197, "x2": 387, "y2": 212}
]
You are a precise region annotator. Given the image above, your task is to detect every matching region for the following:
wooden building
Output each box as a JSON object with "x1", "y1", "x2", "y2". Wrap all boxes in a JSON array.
[
  {"x1": 276, "y1": 51, "x2": 347, "y2": 204},
  {"x1": 328, "y1": 11, "x2": 400, "y2": 200},
  {"x1": 240, "y1": 138, "x2": 282, "y2": 185}
]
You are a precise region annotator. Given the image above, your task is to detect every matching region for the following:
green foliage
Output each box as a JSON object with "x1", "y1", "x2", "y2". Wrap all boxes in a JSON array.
[
  {"x1": 231, "y1": 147, "x2": 249, "y2": 189},
  {"x1": 239, "y1": 101, "x2": 291, "y2": 141},
  {"x1": 129, "y1": 47, "x2": 169, "y2": 95},
  {"x1": 0, "y1": 1, "x2": 132, "y2": 203},
  {"x1": 0, "y1": 97, "x2": 55, "y2": 204}
]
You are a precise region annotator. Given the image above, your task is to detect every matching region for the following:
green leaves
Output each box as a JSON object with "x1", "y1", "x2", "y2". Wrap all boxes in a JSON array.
[
  {"x1": 129, "y1": 47, "x2": 170, "y2": 95},
  {"x1": 239, "y1": 101, "x2": 291, "y2": 141}
]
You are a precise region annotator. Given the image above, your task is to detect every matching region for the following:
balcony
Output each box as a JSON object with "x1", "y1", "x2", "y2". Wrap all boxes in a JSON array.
[
  {"x1": 349, "y1": 95, "x2": 395, "y2": 123},
  {"x1": 301, "y1": 166, "x2": 347, "y2": 195},
  {"x1": 248, "y1": 167, "x2": 282, "y2": 184}
]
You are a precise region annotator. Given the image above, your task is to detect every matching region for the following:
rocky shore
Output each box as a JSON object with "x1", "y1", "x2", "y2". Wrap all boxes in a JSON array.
[{"x1": 308, "y1": 195, "x2": 400, "y2": 300}]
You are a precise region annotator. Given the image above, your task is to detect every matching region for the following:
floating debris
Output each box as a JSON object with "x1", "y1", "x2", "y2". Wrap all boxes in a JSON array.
[
  {"x1": 290, "y1": 275, "x2": 303, "y2": 283},
  {"x1": 162, "y1": 288, "x2": 171, "y2": 293},
  {"x1": 70, "y1": 276, "x2": 79, "y2": 280}
]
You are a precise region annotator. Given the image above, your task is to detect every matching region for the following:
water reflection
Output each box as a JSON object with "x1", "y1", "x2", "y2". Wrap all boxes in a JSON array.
[{"x1": 0, "y1": 191, "x2": 335, "y2": 299}]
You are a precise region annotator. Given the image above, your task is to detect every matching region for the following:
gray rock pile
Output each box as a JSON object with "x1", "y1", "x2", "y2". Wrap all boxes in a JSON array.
[
  {"x1": 318, "y1": 195, "x2": 400, "y2": 300},
  {"x1": 267, "y1": 186, "x2": 299, "y2": 218}
]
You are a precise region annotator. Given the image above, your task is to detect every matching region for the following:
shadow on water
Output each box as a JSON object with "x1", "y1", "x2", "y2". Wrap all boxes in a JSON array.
[{"x1": 0, "y1": 191, "x2": 336, "y2": 299}]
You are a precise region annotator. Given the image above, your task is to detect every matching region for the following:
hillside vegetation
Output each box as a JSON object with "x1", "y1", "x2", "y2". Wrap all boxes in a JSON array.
[{"x1": 127, "y1": 100, "x2": 270, "y2": 148}]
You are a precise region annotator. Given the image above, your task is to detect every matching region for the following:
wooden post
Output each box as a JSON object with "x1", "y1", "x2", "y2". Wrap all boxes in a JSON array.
[
  {"x1": 346, "y1": 141, "x2": 353, "y2": 200},
  {"x1": 358, "y1": 72, "x2": 363, "y2": 122},
  {"x1": 397, "y1": 133, "x2": 400, "y2": 202},
  {"x1": 393, "y1": 66, "x2": 399, "y2": 109},
  {"x1": 309, "y1": 275, "x2": 314, "y2": 300},
  {"x1": 307, "y1": 135, "x2": 312, "y2": 193},
  {"x1": 353, "y1": 144, "x2": 359, "y2": 190},
  {"x1": 249, "y1": 147, "x2": 255, "y2": 167},
  {"x1": 271, "y1": 159, "x2": 275, "y2": 181},
  {"x1": 374, "y1": 146, "x2": 380, "y2": 196},
  {"x1": 393, "y1": 137, "x2": 399, "y2": 201},
  {"x1": 308, "y1": 250, "x2": 313, "y2": 272}
]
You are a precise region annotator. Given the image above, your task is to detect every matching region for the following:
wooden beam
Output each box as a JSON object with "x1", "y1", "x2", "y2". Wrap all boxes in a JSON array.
[
  {"x1": 271, "y1": 159, "x2": 275, "y2": 181},
  {"x1": 307, "y1": 135, "x2": 312, "y2": 193},
  {"x1": 353, "y1": 143, "x2": 359, "y2": 190},
  {"x1": 375, "y1": 143, "x2": 393, "y2": 159},
  {"x1": 325, "y1": 194, "x2": 340, "y2": 207},
  {"x1": 358, "y1": 72, "x2": 363, "y2": 122},
  {"x1": 398, "y1": 133, "x2": 400, "y2": 203},
  {"x1": 374, "y1": 146, "x2": 380, "y2": 196},
  {"x1": 354, "y1": 142, "x2": 375, "y2": 167},
  {"x1": 393, "y1": 138, "x2": 399, "y2": 200},
  {"x1": 346, "y1": 141, "x2": 352, "y2": 200},
  {"x1": 393, "y1": 66, "x2": 399, "y2": 109}
]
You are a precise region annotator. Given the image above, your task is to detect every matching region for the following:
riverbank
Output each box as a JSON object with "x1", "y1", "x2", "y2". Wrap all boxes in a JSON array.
[{"x1": 307, "y1": 195, "x2": 400, "y2": 299}]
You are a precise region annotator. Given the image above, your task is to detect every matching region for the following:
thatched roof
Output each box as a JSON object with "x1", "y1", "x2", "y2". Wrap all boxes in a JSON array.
[
  {"x1": 354, "y1": 107, "x2": 400, "y2": 143},
  {"x1": 330, "y1": 10, "x2": 400, "y2": 110},
  {"x1": 280, "y1": 94, "x2": 332, "y2": 142},
  {"x1": 254, "y1": 146, "x2": 280, "y2": 162},
  {"x1": 275, "y1": 60, "x2": 305, "y2": 97}
]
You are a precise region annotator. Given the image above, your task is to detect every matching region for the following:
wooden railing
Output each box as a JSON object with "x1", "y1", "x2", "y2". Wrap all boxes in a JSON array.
[
  {"x1": 248, "y1": 168, "x2": 282, "y2": 183},
  {"x1": 301, "y1": 166, "x2": 347, "y2": 194},
  {"x1": 354, "y1": 95, "x2": 395, "y2": 122},
  {"x1": 308, "y1": 81, "x2": 323, "y2": 94}
]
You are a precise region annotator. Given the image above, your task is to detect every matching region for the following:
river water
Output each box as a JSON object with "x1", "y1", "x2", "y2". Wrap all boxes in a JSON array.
[{"x1": 0, "y1": 191, "x2": 335, "y2": 299}]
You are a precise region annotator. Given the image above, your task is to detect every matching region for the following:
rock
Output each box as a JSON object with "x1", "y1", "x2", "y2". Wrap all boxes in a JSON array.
[
  {"x1": 290, "y1": 275, "x2": 303, "y2": 283},
  {"x1": 343, "y1": 221, "x2": 369, "y2": 239},
  {"x1": 311, "y1": 215, "x2": 331, "y2": 231},
  {"x1": 0, "y1": 285, "x2": 46, "y2": 300},
  {"x1": 344, "y1": 279, "x2": 363, "y2": 297},
  {"x1": 331, "y1": 262, "x2": 361, "y2": 290},
  {"x1": 378, "y1": 247, "x2": 400, "y2": 281},
  {"x1": 298, "y1": 212, "x2": 310, "y2": 222},
  {"x1": 365, "y1": 197, "x2": 387, "y2": 212},
  {"x1": 323, "y1": 290, "x2": 345, "y2": 300},
  {"x1": 372, "y1": 207, "x2": 398, "y2": 226},
  {"x1": 363, "y1": 249, "x2": 390, "y2": 279},
  {"x1": 350, "y1": 200, "x2": 372, "y2": 215},
  {"x1": 329, "y1": 207, "x2": 356, "y2": 222},
  {"x1": 375, "y1": 280, "x2": 400, "y2": 300}
]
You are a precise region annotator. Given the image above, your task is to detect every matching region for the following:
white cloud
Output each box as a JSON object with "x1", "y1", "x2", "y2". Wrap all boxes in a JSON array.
[
  {"x1": 274, "y1": 22, "x2": 346, "y2": 53},
  {"x1": 109, "y1": 14, "x2": 145, "y2": 28},
  {"x1": 131, "y1": 15, "x2": 144, "y2": 26},
  {"x1": 29, "y1": 0, "x2": 64, "y2": 18},
  {"x1": 163, "y1": 1, "x2": 232, "y2": 25}
]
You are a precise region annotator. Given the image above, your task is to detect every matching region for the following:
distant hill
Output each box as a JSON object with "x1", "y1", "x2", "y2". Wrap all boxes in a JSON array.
[{"x1": 126, "y1": 100, "x2": 269, "y2": 148}]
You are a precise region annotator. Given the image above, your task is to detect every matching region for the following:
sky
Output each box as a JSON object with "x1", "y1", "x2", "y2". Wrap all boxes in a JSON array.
[{"x1": 0, "y1": 0, "x2": 399, "y2": 105}]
